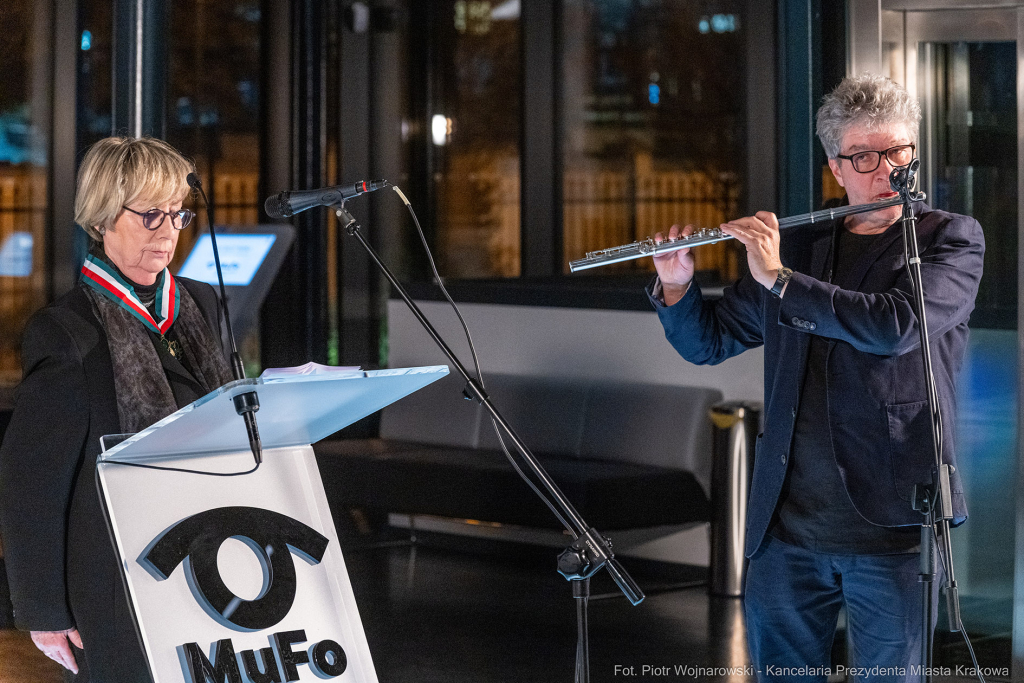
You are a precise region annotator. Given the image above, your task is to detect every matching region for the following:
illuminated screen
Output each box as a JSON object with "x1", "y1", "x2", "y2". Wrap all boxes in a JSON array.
[
  {"x1": 178, "y1": 234, "x2": 276, "y2": 286},
  {"x1": 0, "y1": 232, "x2": 33, "y2": 277}
]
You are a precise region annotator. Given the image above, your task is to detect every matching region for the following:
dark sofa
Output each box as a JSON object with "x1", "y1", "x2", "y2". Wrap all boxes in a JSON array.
[{"x1": 314, "y1": 372, "x2": 722, "y2": 534}]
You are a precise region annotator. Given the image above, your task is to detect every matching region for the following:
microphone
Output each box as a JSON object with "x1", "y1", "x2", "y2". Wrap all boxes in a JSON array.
[
  {"x1": 188, "y1": 172, "x2": 263, "y2": 466},
  {"x1": 889, "y1": 158, "x2": 920, "y2": 196},
  {"x1": 264, "y1": 179, "x2": 389, "y2": 219}
]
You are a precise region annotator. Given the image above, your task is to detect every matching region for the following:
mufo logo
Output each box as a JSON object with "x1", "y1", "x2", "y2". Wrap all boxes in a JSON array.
[
  {"x1": 143, "y1": 506, "x2": 329, "y2": 630},
  {"x1": 141, "y1": 506, "x2": 349, "y2": 682}
]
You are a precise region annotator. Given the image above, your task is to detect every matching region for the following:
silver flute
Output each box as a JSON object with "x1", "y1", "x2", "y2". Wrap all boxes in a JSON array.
[{"x1": 568, "y1": 193, "x2": 924, "y2": 272}]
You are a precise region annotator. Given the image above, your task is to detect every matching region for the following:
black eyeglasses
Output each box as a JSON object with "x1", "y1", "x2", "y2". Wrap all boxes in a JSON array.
[
  {"x1": 122, "y1": 206, "x2": 195, "y2": 231},
  {"x1": 835, "y1": 144, "x2": 916, "y2": 173}
]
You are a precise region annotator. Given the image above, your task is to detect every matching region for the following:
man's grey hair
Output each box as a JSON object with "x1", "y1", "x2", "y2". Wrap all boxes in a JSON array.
[{"x1": 816, "y1": 73, "x2": 921, "y2": 159}]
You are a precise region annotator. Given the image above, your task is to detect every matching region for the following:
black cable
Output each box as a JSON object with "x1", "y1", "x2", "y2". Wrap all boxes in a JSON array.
[
  {"x1": 393, "y1": 187, "x2": 485, "y2": 388},
  {"x1": 958, "y1": 616, "x2": 987, "y2": 683},
  {"x1": 928, "y1": 523, "x2": 986, "y2": 683},
  {"x1": 101, "y1": 458, "x2": 260, "y2": 477},
  {"x1": 391, "y1": 186, "x2": 573, "y2": 533}
]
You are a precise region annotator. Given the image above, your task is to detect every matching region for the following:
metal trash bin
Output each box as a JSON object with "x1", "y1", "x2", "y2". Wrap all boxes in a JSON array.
[{"x1": 708, "y1": 401, "x2": 761, "y2": 597}]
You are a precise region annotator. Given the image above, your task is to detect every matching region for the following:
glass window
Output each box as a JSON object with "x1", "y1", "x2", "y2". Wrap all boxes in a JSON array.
[
  {"x1": 917, "y1": 40, "x2": 1017, "y2": 665},
  {"x1": 165, "y1": 0, "x2": 262, "y2": 373},
  {"x1": 0, "y1": 1, "x2": 53, "y2": 385},
  {"x1": 562, "y1": 0, "x2": 746, "y2": 281},
  {"x1": 428, "y1": 0, "x2": 522, "y2": 279},
  {"x1": 880, "y1": 33, "x2": 1018, "y2": 668},
  {"x1": 78, "y1": 0, "x2": 113, "y2": 152},
  {"x1": 166, "y1": 0, "x2": 262, "y2": 260}
]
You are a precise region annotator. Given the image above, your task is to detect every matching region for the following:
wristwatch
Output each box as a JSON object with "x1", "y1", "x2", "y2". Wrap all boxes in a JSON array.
[{"x1": 770, "y1": 267, "x2": 793, "y2": 297}]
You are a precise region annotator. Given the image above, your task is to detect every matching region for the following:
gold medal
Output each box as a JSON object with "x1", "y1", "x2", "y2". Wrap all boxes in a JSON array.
[{"x1": 161, "y1": 335, "x2": 181, "y2": 358}]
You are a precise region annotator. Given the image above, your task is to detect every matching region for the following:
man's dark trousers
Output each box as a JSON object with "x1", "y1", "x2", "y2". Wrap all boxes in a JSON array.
[{"x1": 745, "y1": 535, "x2": 942, "y2": 683}]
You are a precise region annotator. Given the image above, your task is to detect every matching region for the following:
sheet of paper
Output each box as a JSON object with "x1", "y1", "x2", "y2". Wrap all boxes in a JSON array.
[{"x1": 261, "y1": 362, "x2": 362, "y2": 379}]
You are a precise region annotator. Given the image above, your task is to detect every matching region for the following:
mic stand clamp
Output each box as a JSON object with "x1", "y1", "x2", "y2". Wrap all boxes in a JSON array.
[
  {"x1": 557, "y1": 528, "x2": 615, "y2": 580},
  {"x1": 333, "y1": 201, "x2": 643, "y2": 683},
  {"x1": 232, "y1": 390, "x2": 262, "y2": 463}
]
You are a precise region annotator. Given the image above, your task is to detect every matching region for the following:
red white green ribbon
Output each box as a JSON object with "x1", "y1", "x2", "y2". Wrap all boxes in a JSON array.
[{"x1": 81, "y1": 253, "x2": 179, "y2": 335}]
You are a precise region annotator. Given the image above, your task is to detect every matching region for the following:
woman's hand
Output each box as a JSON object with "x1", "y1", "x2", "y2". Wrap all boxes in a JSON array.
[
  {"x1": 653, "y1": 224, "x2": 697, "y2": 306},
  {"x1": 30, "y1": 629, "x2": 83, "y2": 673}
]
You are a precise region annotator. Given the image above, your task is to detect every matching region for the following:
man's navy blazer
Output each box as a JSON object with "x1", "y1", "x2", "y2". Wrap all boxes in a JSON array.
[{"x1": 650, "y1": 202, "x2": 984, "y2": 557}]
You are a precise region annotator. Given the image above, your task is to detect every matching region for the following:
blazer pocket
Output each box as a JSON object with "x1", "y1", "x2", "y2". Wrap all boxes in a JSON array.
[{"x1": 887, "y1": 400, "x2": 933, "y2": 502}]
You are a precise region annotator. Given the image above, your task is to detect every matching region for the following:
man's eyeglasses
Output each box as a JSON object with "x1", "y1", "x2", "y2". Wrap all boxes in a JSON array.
[
  {"x1": 122, "y1": 206, "x2": 195, "y2": 231},
  {"x1": 835, "y1": 144, "x2": 915, "y2": 174}
]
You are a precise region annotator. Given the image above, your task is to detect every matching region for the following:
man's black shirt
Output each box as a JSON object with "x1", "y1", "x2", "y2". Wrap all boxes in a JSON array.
[{"x1": 769, "y1": 225, "x2": 920, "y2": 554}]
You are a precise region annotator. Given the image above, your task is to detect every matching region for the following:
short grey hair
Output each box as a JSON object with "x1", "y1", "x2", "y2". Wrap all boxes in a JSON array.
[
  {"x1": 74, "y1": 136, "x2": 194, "y2": 242},
  {"x1": 816, "y1": 73, "x2": 921, "y2": 159}
]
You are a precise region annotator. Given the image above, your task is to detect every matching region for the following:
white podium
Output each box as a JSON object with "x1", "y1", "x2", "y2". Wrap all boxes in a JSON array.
[{"x1": 96, "y1": 365, "x2": 449, "y2": 683}]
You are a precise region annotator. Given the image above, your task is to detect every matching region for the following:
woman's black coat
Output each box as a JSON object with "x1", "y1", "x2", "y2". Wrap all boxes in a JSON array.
[{"x1": 0, "y1": 278, "x2": 222, "y2": 683}]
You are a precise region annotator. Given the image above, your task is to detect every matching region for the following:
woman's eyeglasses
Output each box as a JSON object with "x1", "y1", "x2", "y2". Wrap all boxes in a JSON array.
[{"x1": 122, "y1": 206, "x2": 195, "y2": 231}]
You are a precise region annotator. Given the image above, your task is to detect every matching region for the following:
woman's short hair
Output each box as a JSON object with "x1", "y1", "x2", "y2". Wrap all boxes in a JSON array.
[
  {"x1": 816, "y1": 73, "x2": 922, "y2": 159},
  {"x1": 74, "y1": 136, "x2": 194, "y2": 242}
]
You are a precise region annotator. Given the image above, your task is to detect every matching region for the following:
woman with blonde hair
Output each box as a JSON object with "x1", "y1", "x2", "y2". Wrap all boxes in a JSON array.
[{"x1": 0, "y1": 136, "x2": 233, "y2": 681}]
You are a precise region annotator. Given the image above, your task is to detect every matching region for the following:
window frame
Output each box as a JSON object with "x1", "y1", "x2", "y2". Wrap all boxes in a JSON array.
[{"x1": 401, "y1": 0, "x2": 776, "y2": 310}]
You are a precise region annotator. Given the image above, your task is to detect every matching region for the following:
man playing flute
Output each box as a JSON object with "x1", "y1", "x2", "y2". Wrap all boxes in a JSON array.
[{"x1": 648, "y1": 73, "x2": 984, "y2": 681}]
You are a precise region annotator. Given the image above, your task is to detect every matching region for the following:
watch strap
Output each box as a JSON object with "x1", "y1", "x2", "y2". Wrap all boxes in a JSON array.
[{"x1": 770, "y1": 267, "x2": 793, "y2": 297}]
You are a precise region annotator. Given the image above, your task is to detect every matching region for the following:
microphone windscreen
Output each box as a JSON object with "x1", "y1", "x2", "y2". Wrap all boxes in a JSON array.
[
  {"x1": 264, "y1": 193, "x2": 289, "y2": 220},
  {"x1": 186, "y1": 172, "x2": 202, "y2": 190}
]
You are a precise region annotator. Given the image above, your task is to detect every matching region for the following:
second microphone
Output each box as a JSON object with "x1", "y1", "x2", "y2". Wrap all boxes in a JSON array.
[{"x1": 265, "y1": 179, "x2": 389, "y2": 219}]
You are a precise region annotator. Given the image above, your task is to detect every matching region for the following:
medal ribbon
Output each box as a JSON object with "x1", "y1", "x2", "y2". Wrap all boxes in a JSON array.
[{"x1": 81, "y1": 253, "x2": 179, "y2": 335}]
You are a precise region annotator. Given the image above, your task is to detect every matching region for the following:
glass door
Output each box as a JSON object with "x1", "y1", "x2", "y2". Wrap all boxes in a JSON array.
[
  {"x1": 925, "y1": 38, "x2": 1017, "y2": 670},
  {"x1": 876, "y1": 4, "x2": 1021, "y2": 675}
]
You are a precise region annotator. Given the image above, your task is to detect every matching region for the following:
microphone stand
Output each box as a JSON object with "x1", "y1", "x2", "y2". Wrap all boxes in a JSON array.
[
  {"x1": 891, "y1": 161, "x2": 962, "y2": 680},
  {"x1": 188, "y1": 174, "x2": 263, "y2": 466},
  {"x1": 332, "y1": 202, "x2": 644, "y2": 683}
]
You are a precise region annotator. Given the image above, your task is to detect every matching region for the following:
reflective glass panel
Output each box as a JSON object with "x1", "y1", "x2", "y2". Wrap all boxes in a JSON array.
[
  {"x1": 166, "y1": 0, "x2": 262, "y2": 264},
  {"x1": 0, "y1": 1, "x2": 52, "y2": 385},
  {"x1": 430, "y1": 0, "x2": 522, "y2": 278},
  {"x1": 165, "y1": 0, "x2": 262, "y2": 373},
  {"x1": 918, "y1": 41, "x2": 1017, "y2": 665},
  {"x1": 562, "y1": 0, "x2": 745, "y2": 279},
  {"x1": 78, "y1": 0, "x2": 113, "y2": 151}
]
